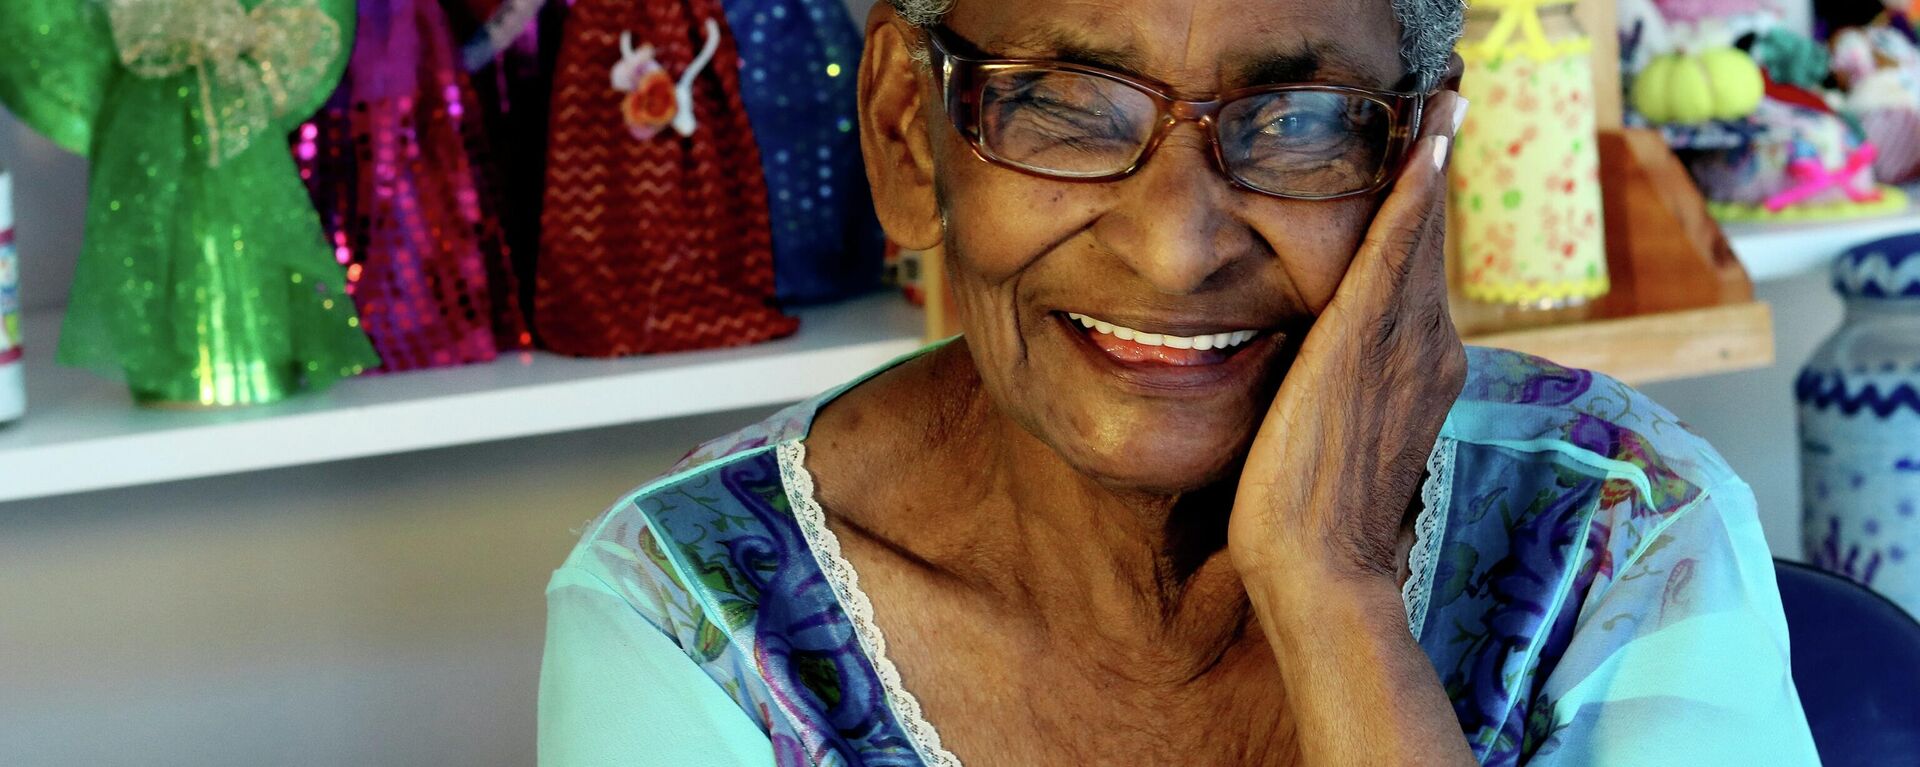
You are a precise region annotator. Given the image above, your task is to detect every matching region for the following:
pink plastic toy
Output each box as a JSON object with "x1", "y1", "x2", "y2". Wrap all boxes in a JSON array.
[
  {"x1": 1764, "y1": 143, "x2": 1885, "y2": 212},
  {"x1": 1652, "y1": 0, "x2": 1768, "y2": 23}
]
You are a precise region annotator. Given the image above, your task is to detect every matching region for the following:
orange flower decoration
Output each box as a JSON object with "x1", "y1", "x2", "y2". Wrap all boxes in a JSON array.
[{"x1": 623, "y1": 68, "x2": 677, "y2": 140}]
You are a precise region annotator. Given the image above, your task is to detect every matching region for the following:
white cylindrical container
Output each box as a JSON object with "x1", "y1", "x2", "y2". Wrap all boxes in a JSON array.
[{"x1": 0, "y1": 166, "x2": 24, "y2": 423}]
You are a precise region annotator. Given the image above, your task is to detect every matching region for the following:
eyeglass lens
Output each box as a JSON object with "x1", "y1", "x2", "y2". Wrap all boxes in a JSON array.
[{"x1": 976, "y1": 68, "x2": 1396, "y2": 197}]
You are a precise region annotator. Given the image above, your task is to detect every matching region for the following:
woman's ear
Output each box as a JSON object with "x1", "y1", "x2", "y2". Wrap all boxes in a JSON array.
[
  {"x1": 1440, "y1": 52, "x2": 1464, "y2": 93},
  {"x1": 1421, "y1": 52, "x2": 1467, "y2": 137},
  {"x1": 858, "y1": 8, "x2": 944, "y2": 251}
]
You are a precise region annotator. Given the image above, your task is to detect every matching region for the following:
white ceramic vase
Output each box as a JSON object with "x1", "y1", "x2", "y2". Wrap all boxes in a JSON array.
[{"x1": 1799, "y1": 232, "x2": 1920, "y2": 617}]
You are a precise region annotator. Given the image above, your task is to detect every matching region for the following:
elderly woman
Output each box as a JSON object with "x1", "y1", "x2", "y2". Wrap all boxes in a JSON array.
[{"x1": 539, "y1": 0, "x2": 1819, "y2": 763}]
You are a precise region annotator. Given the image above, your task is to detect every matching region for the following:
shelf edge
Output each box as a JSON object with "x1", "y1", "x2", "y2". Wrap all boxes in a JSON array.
[
  {"x1": 1466, "y1": 302, "x2": 1774, "y2": 385},
  {"x1": 0, "y1": 336, "x2": 923, "y2": 503}
]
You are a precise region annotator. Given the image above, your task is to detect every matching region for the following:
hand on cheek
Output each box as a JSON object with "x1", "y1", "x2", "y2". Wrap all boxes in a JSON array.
[{"x1": 1228, "y1": 89, "x2": 1469, "y2": 588}]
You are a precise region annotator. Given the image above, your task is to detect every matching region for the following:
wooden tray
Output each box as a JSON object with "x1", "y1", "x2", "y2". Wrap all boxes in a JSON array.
[{"x1": 1454, "y1": 129, "x2": 1774, "y2": 384}]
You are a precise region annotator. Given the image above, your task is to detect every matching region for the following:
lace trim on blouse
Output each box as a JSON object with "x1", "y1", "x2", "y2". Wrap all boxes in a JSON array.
[
  {"x1": 1403, "y1": 437, "x2": 1456, "y2": 643},
  {"x1": 776, "y1": 436, "x2": 1458, "y2": 766},
  {"x1": 777, "y1": 441, "x2": 963, "y2": 767}
]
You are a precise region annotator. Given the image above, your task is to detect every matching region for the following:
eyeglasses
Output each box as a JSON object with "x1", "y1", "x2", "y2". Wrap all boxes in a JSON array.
[{"x1": 925, "y1": 25, "x2": 1432, "y2": 200}]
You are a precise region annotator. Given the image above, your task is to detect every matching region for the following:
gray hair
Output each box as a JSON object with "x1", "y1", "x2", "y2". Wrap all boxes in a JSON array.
[{"x1": 884, "y1": 0, "x2": 1464, "y2": 90}]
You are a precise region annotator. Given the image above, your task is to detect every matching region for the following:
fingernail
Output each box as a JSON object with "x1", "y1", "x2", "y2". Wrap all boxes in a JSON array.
[
  {"x1": 1432, "y1": 135, "x2": 1450, "y2": 172},
  {"x1": 1450, "y1": 96, "x2": 1470, "y2": 135}
]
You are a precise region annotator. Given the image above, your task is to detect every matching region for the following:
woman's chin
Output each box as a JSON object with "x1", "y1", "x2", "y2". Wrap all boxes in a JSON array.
[{"x1": 1060, "y1": 437, "x2": 1248, "y2": 496}]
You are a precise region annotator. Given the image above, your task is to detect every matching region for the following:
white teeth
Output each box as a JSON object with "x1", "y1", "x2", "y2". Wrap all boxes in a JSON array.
[{"x1": 1064, "y1": 312, "x2": 1260, "y2": 350}]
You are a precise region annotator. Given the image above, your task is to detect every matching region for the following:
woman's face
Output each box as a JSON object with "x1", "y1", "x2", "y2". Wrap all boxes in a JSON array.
[{"x1": 862, "y1": 0, "x2": 1408, "y2": 494}]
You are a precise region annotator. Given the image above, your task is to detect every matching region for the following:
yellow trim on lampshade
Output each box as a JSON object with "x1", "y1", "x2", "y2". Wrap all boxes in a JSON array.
[
  {"x1": 1462, "y1": 274, "x2": 1613, "y2": 306},
  {"x1": 1459, "y1": 0, "x2": 1592, "y2": 65}
]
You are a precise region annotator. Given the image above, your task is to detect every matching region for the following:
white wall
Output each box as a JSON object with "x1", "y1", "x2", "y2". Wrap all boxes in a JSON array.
[{"x1": 0, "y1": 408, "x2": 773, "y2": 767}]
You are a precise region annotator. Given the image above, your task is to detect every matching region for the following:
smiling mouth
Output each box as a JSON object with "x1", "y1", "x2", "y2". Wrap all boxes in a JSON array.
[{"x1": 1060, "y1": 311, "x2": 1266, "y2": 367}]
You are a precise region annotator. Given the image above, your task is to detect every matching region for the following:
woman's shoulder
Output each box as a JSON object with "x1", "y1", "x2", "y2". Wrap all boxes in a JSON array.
[
  {"x1": 549, "y1": 402, "x2": 933, "y2": 762},
  {"x1": 667, "y1": 397, "x2": 825, "y2": 476},
  {"x1": 549, "y1": 389, "x2": 841, "y2": 648},
  {"x1": 1448, "y1": 345, "x2": 1739, "y2": 495},
  {"x1": 1435, "y1": 346, "x2": 1752, "y2": 616},
  {"x1": 562, "y1": 399, "x2": 819, "y2": 575},
  {"x1": 1420, "y1": 348, "x2": 1812, "y2": 763},
  {"x1": 559, "y1": 339, "x2": 951, "y2": 605},
  {"x1": 557, "y1": 446, "x2": 790, "y2": 630},
  {"x1": 547, "y1": 417, "x2": 819, "y2": 736}
]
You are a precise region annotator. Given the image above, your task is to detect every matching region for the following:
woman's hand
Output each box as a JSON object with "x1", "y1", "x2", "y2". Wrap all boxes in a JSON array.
[
  {"x1": 1228, "y1": 91, "x2": 1469, "y2": 592},
  {"x1": 1228, "y1": 89, "x2": 1479, "y2": 767}
]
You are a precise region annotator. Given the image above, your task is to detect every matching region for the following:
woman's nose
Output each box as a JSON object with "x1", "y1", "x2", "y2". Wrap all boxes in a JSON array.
[{"x1": 1097, "y1": 130, "x2": 1250, "y2": 295}]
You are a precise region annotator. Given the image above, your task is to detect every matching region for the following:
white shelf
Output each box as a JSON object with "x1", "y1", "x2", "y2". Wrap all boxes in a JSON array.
[
  {"x1": 17, "y1": 184, "x2": 1914, "y2": 502},
  {"x1": 0, "y1": 293, "x2": 925, "y2": 503},
  {"x1": 1726, "y1": 189, "x2": 1920, "y2": 282}
]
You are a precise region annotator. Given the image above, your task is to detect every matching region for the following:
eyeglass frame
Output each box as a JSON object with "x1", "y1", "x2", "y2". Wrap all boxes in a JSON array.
[{"x1": 923, "y1": 24, "x2": 1445, "y2": 201}]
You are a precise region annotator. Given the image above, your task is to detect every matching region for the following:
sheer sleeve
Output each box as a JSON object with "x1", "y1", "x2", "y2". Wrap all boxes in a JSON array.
[
  {"x1": 538, "y1": 566, "x2": 774, "y2": 767},
  {"x1": 1527, "y1": 479, "x2": 1820, "y2": 765}
]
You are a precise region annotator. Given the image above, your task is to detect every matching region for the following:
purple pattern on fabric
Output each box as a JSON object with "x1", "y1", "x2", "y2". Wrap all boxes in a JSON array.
[
  {"x1": 1461, "y1": 346, "x2": 1597, "y2": 407},
  {"x1": 1433, "y1": 458, "x2": 1605, "y2": 763},
  {"x1": 641, "y1": 451, "x2": 923, "y2": 766},
  {"x1": 1565, "y1": 413, "x2": 1705, "y2": 517},
  {"x1": 1511, "y1": 479, "x2": 1611, "y2": 761}
]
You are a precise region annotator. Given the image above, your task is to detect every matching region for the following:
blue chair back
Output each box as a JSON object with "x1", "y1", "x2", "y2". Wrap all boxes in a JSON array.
[{"x1": 1775, "y1": 559, "x2": 1920, "y2": 766}]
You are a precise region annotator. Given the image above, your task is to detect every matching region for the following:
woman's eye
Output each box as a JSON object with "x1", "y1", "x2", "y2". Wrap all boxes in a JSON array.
[
  {"x1": 1014, "y1": 91, "x2": 1107, "y2": 122},
  {"x1": 1259, "y1": 109, "x2": 1342, "y2": 142},
  {"x1": 1024, "y1": 94, "x2": 1090, "y2": 117},
  {"x1": 988, "y1": 77, "x2": 1132, "y2": 137}
]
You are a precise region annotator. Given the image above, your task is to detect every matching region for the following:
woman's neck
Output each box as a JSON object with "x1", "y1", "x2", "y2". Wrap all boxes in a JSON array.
[
  {"x1": 808, "y1": 340, "x2": 1268, "y2": 680},
  {"x1": 923, "y1": 345, "x2": 1262, "y2": 681},
  {"x1": 977, "y1": 409, "x2": 1257, "y2": 670}
]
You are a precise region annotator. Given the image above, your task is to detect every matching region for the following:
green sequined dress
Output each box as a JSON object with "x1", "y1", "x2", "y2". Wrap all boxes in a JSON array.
[{"x1": 0, "y1": 0, "x2": 376, "y2": 406}]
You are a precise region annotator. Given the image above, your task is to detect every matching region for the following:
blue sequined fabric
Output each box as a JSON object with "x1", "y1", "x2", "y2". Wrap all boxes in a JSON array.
[{"x1": 722, "y1": 0, "x2": 885, "y2": 304}]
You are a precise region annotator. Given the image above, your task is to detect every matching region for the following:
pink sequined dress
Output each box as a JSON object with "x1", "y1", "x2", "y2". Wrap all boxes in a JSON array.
[{"x1": 295, "y1": 0, "x2": 529, "y2": 373}]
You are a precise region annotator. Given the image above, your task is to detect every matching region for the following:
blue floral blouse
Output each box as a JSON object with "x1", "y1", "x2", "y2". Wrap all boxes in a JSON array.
[{"x1": 538, "y1": 346, "x2": 1820, "y2": 766}]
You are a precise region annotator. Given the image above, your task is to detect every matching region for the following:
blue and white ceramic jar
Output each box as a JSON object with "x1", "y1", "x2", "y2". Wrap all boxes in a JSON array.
[{"x1": 1798, "y1": 232, "x2": 1920, "y2": 617}]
